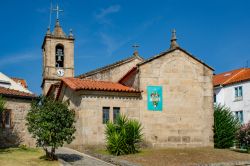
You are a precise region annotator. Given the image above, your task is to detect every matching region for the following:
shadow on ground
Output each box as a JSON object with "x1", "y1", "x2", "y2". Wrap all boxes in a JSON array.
[
  {"x1": 0, "y1": 128, "x2": 23, "y2": 148},
  {"x1": 56, "y1": 153, "x2": 83, "y2": 162}
]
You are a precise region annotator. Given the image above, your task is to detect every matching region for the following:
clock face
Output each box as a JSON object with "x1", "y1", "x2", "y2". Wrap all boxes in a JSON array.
[{"x1": 57, "y1": 69, "x2": 65, "y2": 77}]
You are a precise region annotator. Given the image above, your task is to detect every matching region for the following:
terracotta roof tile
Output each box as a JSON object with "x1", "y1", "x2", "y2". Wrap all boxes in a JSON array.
[
  {"x1": 62, "y1": 77, "x2": 140, "y2": 93},
  {"x1": 0, "y1": 87, "x2": 36, "y2": 98},
  {"x1": 213, "y1": 68, "x2": 250, "y2": 86},
  {"x1": 11, "y1": 77, "x2": 28, "y2": 88}
]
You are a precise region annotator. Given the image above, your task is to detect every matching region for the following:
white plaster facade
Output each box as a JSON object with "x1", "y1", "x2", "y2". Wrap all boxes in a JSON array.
[
  {"x1": 214, "y1": 81, "x2": 250, "y2": 124},
  {"x1": 0, "y1": 72, "x2": 32, "y2": 94}
]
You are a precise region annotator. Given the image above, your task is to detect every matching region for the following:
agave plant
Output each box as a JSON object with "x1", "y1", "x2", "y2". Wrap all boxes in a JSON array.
[{"x1": 105, "y1": 115, "x2": 143, "y2": 156}]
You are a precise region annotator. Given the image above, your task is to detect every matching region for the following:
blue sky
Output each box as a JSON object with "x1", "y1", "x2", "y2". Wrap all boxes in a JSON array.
[{"x1": 0, "y1": 0, "x2": 250, "y2": 95}]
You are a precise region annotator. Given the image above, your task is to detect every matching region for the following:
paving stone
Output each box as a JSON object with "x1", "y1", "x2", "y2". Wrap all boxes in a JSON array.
[{"x1": 56, "y1": 147, "x2": 114, "y2": 166}]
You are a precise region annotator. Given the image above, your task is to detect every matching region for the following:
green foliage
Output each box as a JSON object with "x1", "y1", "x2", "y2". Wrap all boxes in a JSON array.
[
  {"x1": 0, "y1": 95, "x2": 5, "y2": 134},
  {"x1": 0, "y1": 95, "x2": 5, "y2": 114},
  {"x1": 105, "y1": 115, "x2": 143, "y2": 156},
  {"x1": 214, "y1": 104, "x2": 240, "y2": 148},
  {"x1": 18, "y1": 144, "x2": 28, "y2": 150},
  {"x1": 236, "y1": 121, "x2": 250, "y2": 150},
  {"x1": 26, "y1": 96, "x2": 76, "y2": 160}
]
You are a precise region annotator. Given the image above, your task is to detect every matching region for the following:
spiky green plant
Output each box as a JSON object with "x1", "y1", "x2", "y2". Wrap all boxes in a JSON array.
[
  {"x1": 214, "y1": 104, "x2": 241, "y2": 148},
  {"x1": 105, "y1": 115, "x2": 143, "y2": 156}
]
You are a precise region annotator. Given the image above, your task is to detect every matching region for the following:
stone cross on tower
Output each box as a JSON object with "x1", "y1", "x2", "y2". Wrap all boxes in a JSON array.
[{"x1": 53, "y1": 4, "x2": 63, "y2": 20}]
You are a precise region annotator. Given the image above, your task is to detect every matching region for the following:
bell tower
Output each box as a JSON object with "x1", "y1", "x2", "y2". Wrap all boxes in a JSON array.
[{"x1": 41, "y1": 14, "x2": 74, "y2": 95}]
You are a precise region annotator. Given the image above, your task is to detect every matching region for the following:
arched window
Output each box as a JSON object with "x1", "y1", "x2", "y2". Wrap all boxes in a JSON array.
[{"x1": 55, "y1": 44, "x2": 64, "y2": 67}]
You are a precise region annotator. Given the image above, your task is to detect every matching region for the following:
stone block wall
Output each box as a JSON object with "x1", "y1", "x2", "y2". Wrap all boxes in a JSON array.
[
  {"x1": 60, "y1": 87, "x2": 141, "y2": 148},
  {"x1": 138, "y1": 49, "x2": 214, "y2": 147},
  {"x1": 0, "y1": 98, "x2": 35, "y2": 148},
  {"x1": 58, "y1": 49, "x2": 214, "y2": 149},
  {"x1": 84, "y1": 58, "x2": 142, "y2": 82}
]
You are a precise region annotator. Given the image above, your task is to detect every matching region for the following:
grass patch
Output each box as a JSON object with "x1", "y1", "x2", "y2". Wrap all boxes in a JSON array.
[
  {"x1": 94, "y1": 149, "x2": 110, "y2": 155},
  {"x1": 116, "y1": 147, "x2": 250, "y2": 166},
  {"x1": 0, "y1": 148, "x2": 59, "y2": 166}
]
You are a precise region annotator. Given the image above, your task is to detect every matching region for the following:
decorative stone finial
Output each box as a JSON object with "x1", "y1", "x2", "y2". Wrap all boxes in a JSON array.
[
  {"x1": 133, "y1": 50, "x2": 139, "y2": 57},
  {"x1": 170, "y1": 29, "x2": 179, "y2": 49},
  {"x1": 52, "y1": 19, "x2": 66, "y2": 38},
  {"x1": 132, "y1": 44, "x2": 140, "y2": 57},
  {"x1": 69, "y1": 29, "x2": 74, "y2": 38},
  {"x1": 46, "y1": 27, "x2": 51, "y2": 35},
  {"x1": 55, "y1": 19, "x2": 60, "y2": 27}
]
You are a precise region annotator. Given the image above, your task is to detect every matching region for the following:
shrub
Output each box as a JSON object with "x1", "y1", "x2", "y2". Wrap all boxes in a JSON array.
[
  {"x1": 19, "y1": 144, "x2": 28, "y2": 150},
  {"x1": 26, "y1": 96, "x2": 76, "y2": 160},
  {"x1": 214, "y1": 104, "x2": 240, "y2": 148},
  {"x1": 236, "y1": 122, "x2": 250, "y2": 150},
  {"x1": 0, "y1": 95, "x2": 5, "y2": 114},
  {"x1": 0, "y1": 96, "x2": 5, "y2": 134},
  {"x1": 105, "y1": 115, "x2": 143, "y2": 156}
]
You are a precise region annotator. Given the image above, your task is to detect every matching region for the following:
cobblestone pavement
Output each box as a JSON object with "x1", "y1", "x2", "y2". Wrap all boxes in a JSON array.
[{"x1": 56, "y1": 147, "x2": 115, "y2": 166}]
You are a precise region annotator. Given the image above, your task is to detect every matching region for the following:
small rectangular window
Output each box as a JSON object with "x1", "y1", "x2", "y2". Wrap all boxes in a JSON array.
[
  {"x1": 234, "y1": 86, "x2": 243, "y2": 101},
  {"x1": 0, "y1": 110, "x2": 11, "y2": 128},
  {"x1": 239, "y1": 86, "x2": 243, "y2": 97},
  {"x1": 102, "y1": 107, "x2": 110, "y2": 124},
  {"x1": 235, "y1": 111, "x2": 244, "y2": 124},
  {"x1": 235, "y1": 87, "x2": 238, "y2": 98},
  {"x1": 214, "y1": 94, "x2": 217, "y2": 103},
  {"x1": 113, "y1": 107, "x2": 120, "y2": 123},
  {"x1": 5, "y1": 110, "x2": 11, "y2": 128}
]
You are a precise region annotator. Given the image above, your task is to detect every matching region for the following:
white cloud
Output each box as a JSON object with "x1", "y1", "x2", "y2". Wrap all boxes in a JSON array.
[
  {"x1": 100, "y1": 32, "x2": 132, "y2": 57},
  {"x1": 0, "y1": 52, "x2": 40, "y2": 68},
  {"x1": 95, "y1": 5, "x2": 121, "y2": 19},
  {"x1": 99, "y1": 17, "x2": 162, "y2": 56},
  {"x1": 95, "y1": 5, "x2": 121, "y2": 25}
]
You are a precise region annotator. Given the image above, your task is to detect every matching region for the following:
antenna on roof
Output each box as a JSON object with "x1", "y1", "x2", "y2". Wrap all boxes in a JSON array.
[
  {"x1": 48, "y1": 0, "x2": 53, "y2": 29},
  {"x1": 246, "y1": 60, "x2": 249, "y2": 68}
]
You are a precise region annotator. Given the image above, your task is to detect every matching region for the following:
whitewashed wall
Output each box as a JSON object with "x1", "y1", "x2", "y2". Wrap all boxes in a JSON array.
[{"x1": 214, "y1": 81, "x2": 250, "y2": 124}]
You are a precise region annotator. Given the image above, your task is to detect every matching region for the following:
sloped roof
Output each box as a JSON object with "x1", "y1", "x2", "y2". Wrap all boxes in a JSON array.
[
  {"x1": 0, "y1": 72, "x2": 32, "y2": 94},
  {"x1": 46, "y1": 82, "x2": 60, "y2": 97},
  {"x1": 0, "y1": 87, "x2": 36, "y2": 99},
  {"x1": 77, "y1": 55, "x2": 143, "y2": 78},
  {"x1": 213, "y1": 68, "x2": 250, "y2": 87},
  {"x1": 137, "y1": 47, "x2": 214, "y2": 71},
  {"x1": 53, "y1": 19, "x2": 67, "y2": 38},
  {"x1": 118, "y1": 67, "x2": 138, "y2": 83},
  {"x1": 11, "y1": 77, "x2": 28, "y2": 88},
  {"x1": 61, "y1": 77, "x2": 140, "y2": 93}
]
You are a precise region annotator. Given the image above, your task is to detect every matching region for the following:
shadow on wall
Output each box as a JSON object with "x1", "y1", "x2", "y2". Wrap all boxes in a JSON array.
[{"x1": 0, "y1": 128, "x2": 23, "y2": 148}]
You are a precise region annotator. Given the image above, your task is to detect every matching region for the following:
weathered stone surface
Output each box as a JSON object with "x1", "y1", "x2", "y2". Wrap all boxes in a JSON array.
[
  {"x1": 137, "y1": 50, "x2": 214, "y2": 147},
  {"x1": 84, "y1": 58, "x2": 142, "y2": 83},
  {"x1": 168, "y1": 136, "x2": 181, "y2": 142},
  {"x1": 57, "y1": 48, "x2": 214, "y2": 149},
  {"x1": 0, "y1": 98, "x2": 35, "y2": 148},
  {"x1": 42, "y1": 32, "x2": 75, "y2": 95}
]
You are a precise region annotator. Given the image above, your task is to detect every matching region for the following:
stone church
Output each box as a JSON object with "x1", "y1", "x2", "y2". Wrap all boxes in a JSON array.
[{"x1": 44, "y1": 18, "x2": 214, "y2": 149}]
